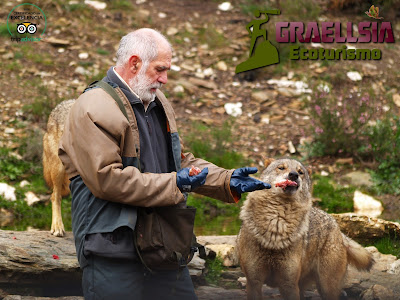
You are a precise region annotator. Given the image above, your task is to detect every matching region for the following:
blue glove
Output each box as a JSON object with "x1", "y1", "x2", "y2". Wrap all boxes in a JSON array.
[
  {"x1": 230, "y1": 167, "x2": 271, "y2": 196},
  {"x1": 177, "y1": 167, "x2": 209, "y2": 192}
]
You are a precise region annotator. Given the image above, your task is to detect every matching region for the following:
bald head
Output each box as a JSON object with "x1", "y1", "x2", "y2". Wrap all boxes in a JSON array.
[{"x1": 116, "y1": 28, "x2": 172, "y2": 67}]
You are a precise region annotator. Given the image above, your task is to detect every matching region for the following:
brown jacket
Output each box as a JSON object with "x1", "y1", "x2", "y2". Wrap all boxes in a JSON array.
[{"x1": 59, "y1": 87, "x2": 237, "y2": 207}]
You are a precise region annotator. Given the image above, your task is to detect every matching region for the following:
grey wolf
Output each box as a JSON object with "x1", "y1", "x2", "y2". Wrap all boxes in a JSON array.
[
  {"x1": 43, "y1": 99, "x2": 75, "y2": 237},
  {"x1": 237, "y1": 158, "x2": 374, "y2": 300}
]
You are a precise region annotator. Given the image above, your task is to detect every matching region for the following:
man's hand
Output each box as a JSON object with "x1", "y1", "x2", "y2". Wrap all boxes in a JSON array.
[
  {"x1": 230, "y1": 167, "x2": 271, "y2": 198},
  {"x1": 177, "y1": 167, "x2": 209, "y2": 192}
]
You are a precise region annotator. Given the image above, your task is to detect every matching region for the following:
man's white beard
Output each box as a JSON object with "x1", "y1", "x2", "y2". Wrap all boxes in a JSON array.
[{"x1": 128, "y1": 68, "x2": 162, "y2": 104}]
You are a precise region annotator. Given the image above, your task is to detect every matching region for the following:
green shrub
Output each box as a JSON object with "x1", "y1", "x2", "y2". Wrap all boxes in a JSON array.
[
  {"x1": 368, "y1": 117, "x2": 400, "y2": 195},
  {"x1": 184, "y1": 119, "x2": 250, "y2": 170},
  {"x1": 312, "y1": 175, "x2": 355, "y2": 213},
  {"x1": 205, "y1": 256, "x2": 224, "y2": 284},
  {"x1": 373, "y1": 237, "x2": 400, "y2": 259}
]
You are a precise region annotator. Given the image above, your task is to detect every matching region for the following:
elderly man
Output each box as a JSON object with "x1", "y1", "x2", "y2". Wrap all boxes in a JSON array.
[{"x1": 59, "y1": 28, "x2": 270, "y2": 300}]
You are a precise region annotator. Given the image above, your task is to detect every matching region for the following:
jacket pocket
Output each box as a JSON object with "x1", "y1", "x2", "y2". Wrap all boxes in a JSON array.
[{"x1": 83, "y1": 226, "x2": 138, "y2": 260}]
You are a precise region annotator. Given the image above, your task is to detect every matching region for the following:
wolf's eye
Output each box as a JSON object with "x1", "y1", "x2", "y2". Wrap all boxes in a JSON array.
[{"x1": 278, "y1": 166, "x2": 285, "y2": 170}]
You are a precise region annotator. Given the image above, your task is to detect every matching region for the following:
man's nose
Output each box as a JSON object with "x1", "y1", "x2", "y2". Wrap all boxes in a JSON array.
[{"x1": 158, "y1": 72, "x2": 168, "y2": 85}]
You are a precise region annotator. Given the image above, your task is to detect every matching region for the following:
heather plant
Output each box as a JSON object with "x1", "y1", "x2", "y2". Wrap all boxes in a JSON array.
[{"x1": 306, "y1": 89, "x2": 379, "y2": 159}]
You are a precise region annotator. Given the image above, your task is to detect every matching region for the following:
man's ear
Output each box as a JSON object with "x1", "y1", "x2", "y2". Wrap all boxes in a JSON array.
[
  {"x1": 264, "y1": 158, "x2": 275, "y2": 168},
  {"x1": 128, "y1": 55, "x2": 141, "y2": 74}
]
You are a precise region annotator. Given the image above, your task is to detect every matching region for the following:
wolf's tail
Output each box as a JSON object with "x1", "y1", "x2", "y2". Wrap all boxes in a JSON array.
[{"x1": 342, "y1": 233, "x2": 374, "y2": 271}]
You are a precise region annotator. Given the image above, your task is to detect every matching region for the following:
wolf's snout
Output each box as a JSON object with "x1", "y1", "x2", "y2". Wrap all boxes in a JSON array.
[{"x1": 288, "y1": 171, "x2": 299, "y2": 181}]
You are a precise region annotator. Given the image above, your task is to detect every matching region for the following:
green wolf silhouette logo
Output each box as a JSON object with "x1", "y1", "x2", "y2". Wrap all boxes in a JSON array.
[{"x1": 236, "y1": 9, "x2": 280, "y2": 73}]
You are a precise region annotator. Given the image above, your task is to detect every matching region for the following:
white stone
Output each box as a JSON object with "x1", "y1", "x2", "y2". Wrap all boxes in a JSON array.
[
  {"x1": 158, "y1": 12, "x2": 167, "y2": 18},
  {"x1": 353, "y1": 190, "x2": 383, "y2": 218},
  {"x1": 267, "y1": 79, "x2": 312, "y2": 95},
  {"x1": 0, "y1": 183, "x2": 16, "y2": 201},
  {"x1": 218, "y1": 2, "x2": 232, "y2": 11},
  {"x1": 393, "y1": 94, "x2": 400, "y2": 107},
  {"x1": 20, "y1": 180, "x2": 30, "y2": 188},
  {"x1": 206, "y1": 244, "x2": 238, "y2": 267},
  {"x1": 166, "y1": 27, "x2": 178, "y2": 36},
  {"x1": 288, "y1": 141, "x2": 296, "y2": 154},
  {"x1": 84, "y1": 0, "x2": 106, "y2": 10},
  {"x1": 203, "y1": 68, "x2": 214, "y2": 77},
  {"x1": 216, "y1": 61, "x2": 228, "y2": 71},
  {"x1": 78, "y1": 52, "x2": 89, "y2": 59},
  {"x1": 224, "y1": 102, "x2": 242, "y2": 117},
  {"x1": 173, "y1": 85, "x2": 184, "y2": 93},
  {"x1": 347, "y1": 71, "x2": 362, "y2": 81},
  {"x1": 388, "y1": 260, "x2": 400, "y2": 275},
  {"x1": 24, "y1": 191, "x2": 41, "y2": 206},
  {"x1": 4, "y1": 128, "x2": 15, "y2": 134},
  {"x1": 170, "y1": 65, "x2": 181, "y2": 72},
  {"x1": 320, "y1": 170, "x2": 329, "y2": 176}
]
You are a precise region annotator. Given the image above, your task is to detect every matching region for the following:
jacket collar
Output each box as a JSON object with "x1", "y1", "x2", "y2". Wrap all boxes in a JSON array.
[{"x1": 104, "y1": 67, "x2": 142, "y2": 105}]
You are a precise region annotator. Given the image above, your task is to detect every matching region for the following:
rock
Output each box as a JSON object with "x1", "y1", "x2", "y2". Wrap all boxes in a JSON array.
[
  {"x1": 2, "y1": 53, "x2": 14, "y2": 60},
  {"x1": 360, "y1": 284, "x2": 395, "y2": 300},
  {"x1": 353, "y1": 191, "x2": 383, "y2": 218},
  {"x1": 288, "y1": 141, "x2": 296, "y2": 154},
  {"x1": 19, "y1": 180, "x2": 30, "y2": 188},
  {"x1": 188, "y1": 78, "x2": 217, "y2": 90},
  {"x1": 332, "y1": 213, "x2": 400, "y2": 245},
  {"x1": 84, "y1": 0, "x2": 106, "y2": 10},
  {"x1": 158, "y1": 12, "x2": 167, "y2": 19},
  {"x1": 197, "y1": 235, "x2": 237, "y2": 246},
  {"x1": 43, "y1": 37, "x2": 71, "y2": 47},
  {"x1": 347, "y1": 71, "x2": 363, "y2": 81},
  {"x1": 216, "y1": 61, "x2": 228, "y2": 71},
  {"x1": 224, "y1": 103, "x2": 242, "y2": 117},
  {"x1": 218, "y1": 2, "x2": 233, "y2": 11},
  {"x1": 173, "y1": 85, "x2": 184, "y2": 94},
  {"x1": 0, "y1": 208, "x2": 14, "y2": 226},
  {"x1": 388, "y1": 259, "x2": 400, "y2": 275},
  {"x1": 205, "y1": 244, "x2": 238, "y2": 267},
  {"x1": 74, "y1": 66, "x2": 91, "y2": 76},
  {"x1": 166, "y1": 27, "x2": 178, "y2": 36},
  {"x1": 0, "y1": 183, "x2": 16, "y2": 201},
  {"x1": 267, "y1": 79, "x2": 312, "y2": 96},
  {"x1": 196, "y1": 286, "x2": 245, "y2": 299},
  {"x1": 78, "y1": 53, "x2": 89, "y2": 60},
  {"x1": 251, "y1": 91, "x2": 276, "y2": 103},
  {"x1": 24, "y1": 191, "x2": 41, "y2": 206},
  {"x1": 344, "y1": 171, "x2": 373, "y2": 188},
  {"x1": 187, "y1": 253, "x2": 205, "y2": 277},
  {"x1": 137, "y1": 9, "x2": 150, "y2": 19},
  {"x1": 393, "y1": 94, "x2": 400, "y2": 107}
]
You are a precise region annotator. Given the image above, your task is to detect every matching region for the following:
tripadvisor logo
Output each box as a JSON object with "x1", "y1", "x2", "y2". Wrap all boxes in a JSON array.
[
  {"x1": 236, "y1": 8, "x2": 395, "y2": 73},
  {"x1": 7, "y1": 3, "x2": 47, "y2": 42}
]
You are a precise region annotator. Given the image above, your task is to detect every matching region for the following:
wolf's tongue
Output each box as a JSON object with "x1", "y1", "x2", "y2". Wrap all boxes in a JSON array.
[{"x1": 275, "y1": 180, "x2": 298, "y2": 190}]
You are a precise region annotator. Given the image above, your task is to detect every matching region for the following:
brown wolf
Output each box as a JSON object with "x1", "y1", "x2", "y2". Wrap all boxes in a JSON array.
[
  {"x1": 237, "y1": 158, "x2": 374, "y2": 300},
  {"x1": 43, "y1": 99, "x2": 75, "y2": 237}
]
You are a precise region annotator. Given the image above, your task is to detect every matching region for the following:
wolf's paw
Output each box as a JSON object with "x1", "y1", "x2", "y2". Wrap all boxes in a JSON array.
[{"x1": 51, "y1": 223, "x2": 65, "y2": 237}]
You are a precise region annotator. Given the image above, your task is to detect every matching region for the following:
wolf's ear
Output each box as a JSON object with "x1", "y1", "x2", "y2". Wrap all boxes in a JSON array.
[
  {"x1": 264, "y1": 158, "x2": 275, "y2": 167},
  {"x1": 307, "y1": 166, "x2": 312, "y2": 175}
]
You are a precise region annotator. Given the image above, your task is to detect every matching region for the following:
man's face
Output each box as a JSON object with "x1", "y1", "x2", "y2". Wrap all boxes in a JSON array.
[{"x1": 129, "y1": 48, "x2": 171, "y2": 103}]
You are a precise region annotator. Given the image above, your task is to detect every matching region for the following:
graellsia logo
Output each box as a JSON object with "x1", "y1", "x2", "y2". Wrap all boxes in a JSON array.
[
  {"x1": 7, "y1": 3, "x2": 46, "y2": 42},
  {"x1": 236, "y1": 7, "x2": 395, "y2": 73}
]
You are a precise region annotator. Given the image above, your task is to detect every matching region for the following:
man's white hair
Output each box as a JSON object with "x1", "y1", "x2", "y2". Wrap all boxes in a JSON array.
[{"x1": 116, "y1": 28, "x2": 172, "y2": 67}]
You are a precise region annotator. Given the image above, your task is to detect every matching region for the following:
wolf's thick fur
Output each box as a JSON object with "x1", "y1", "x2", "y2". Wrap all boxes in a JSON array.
[
  {"x1": 43, "y1": 99, "x2": 75, "y2": 237},
  {"x1": 237, "y1": 158, "x2": 374, "y2": 300}
]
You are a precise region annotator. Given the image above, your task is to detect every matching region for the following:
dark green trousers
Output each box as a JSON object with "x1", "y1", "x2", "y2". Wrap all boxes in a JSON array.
[{"x1": 82, "y1": 255, "x2": 197, "y2": 300}]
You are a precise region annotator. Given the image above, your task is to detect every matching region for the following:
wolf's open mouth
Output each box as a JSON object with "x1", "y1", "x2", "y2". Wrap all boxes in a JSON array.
[{"x1": 275, "y1": 180, "x2": 298, "y2": 191}]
